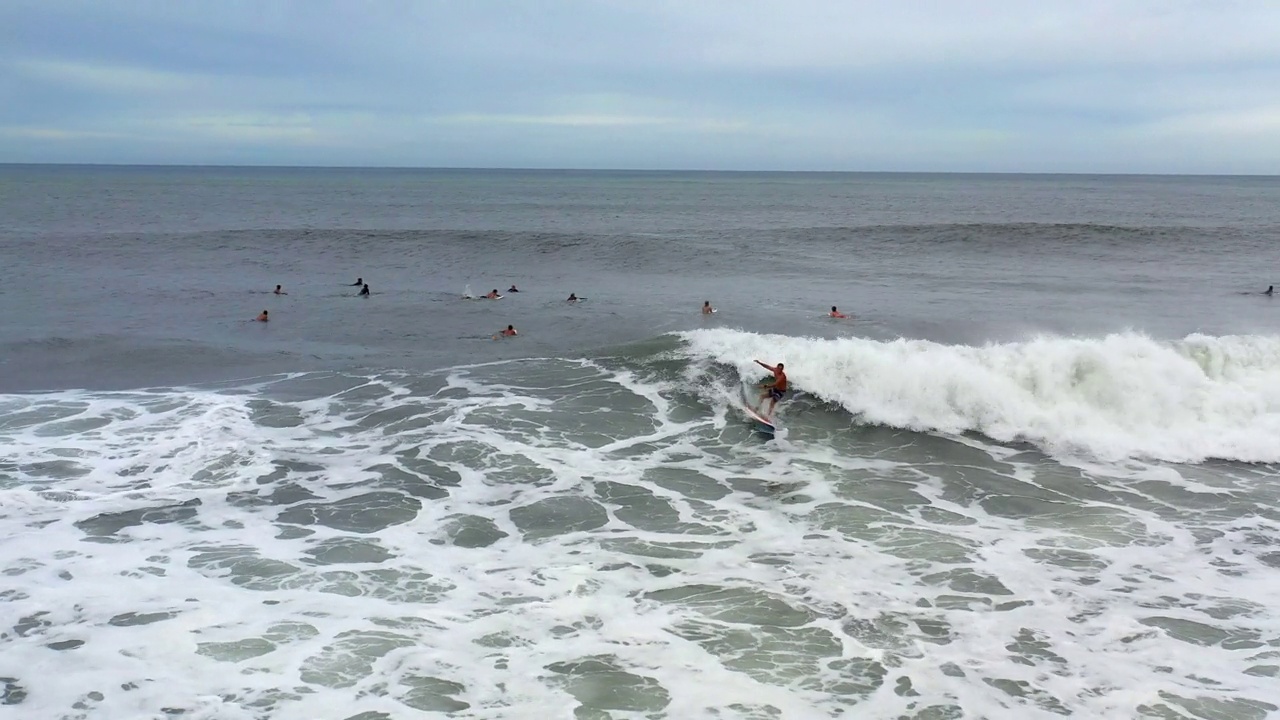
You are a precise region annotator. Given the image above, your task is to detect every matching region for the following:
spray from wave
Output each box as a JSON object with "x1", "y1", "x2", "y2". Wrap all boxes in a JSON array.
[{"x1": 677, "y1": 329, "x2": 1280, "y2": 464}]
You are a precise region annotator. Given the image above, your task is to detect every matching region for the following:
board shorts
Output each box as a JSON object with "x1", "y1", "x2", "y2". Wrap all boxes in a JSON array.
[{"x1": 769, "y1": 387, "x2": 786, "y2": 401}]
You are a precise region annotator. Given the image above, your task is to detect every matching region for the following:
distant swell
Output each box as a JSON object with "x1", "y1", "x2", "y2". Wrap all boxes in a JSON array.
[{"x1": 678, "y1": 329, "x2": 1280, "y2": 464}]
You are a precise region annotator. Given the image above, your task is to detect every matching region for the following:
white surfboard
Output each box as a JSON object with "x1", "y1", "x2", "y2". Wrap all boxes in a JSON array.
[{"x1": 738, "y1": 388, "x2": 777, "y2": 435}]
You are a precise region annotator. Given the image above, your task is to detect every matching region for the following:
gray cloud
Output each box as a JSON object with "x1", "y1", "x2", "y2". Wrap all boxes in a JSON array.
[{"x1": 1, "y1": 0, "x2": 1278, "y2": 171}]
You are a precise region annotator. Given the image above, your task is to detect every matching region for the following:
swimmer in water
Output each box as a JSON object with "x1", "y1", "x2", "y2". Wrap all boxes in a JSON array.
[
  {"x1": 508, "y1": 285, "x2": 520, "y2": 293},
  {"x1": 274, "y1": 285, "x2": 286, "y2": 295},
  {"x1": 829, "y1": 306, "x2": 848, "y2": 318},
  {"x1": 702, "y1": 301, "x2": 715, "y2": 314},
  {"x1": 351, "y1": 277, "x2": 363, "y2": 286},
  {"x1": 256, "y1": 310, "x2": 269, "y2": 322},
  {"x1": 1266, "y1": 285, "x2": 1274, "y2": 296},
  {"x1": 358, "y1": 283, "x2": 370, "y2": 296}
]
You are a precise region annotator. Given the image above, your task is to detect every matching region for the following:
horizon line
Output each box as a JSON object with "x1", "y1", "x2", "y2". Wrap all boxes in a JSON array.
[{"x1": 1, "y1": 162, "x2": 1277, "y2": 178}]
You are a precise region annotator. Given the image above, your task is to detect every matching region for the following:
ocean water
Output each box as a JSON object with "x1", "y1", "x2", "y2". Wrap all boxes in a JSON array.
[{"x1": 2, "y1": 166, "x2": 1280, "y2": 719}]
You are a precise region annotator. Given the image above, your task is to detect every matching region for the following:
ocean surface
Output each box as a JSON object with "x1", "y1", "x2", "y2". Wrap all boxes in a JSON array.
[{"x1": 2, "y1": 165, "x2": 1280, "y2": 719}]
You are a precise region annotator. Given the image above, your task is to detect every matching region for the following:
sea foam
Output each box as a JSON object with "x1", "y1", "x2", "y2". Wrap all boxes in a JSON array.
[{"x1": 679, "y1": 329, "x2": 1280, "y2": 463}]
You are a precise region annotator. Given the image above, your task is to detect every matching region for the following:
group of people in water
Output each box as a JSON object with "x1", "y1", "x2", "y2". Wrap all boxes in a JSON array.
[
  {"x1": 251, "y1": 279, "x2": 849, "y2": 419},
  {"x1": 255, "y1": 278, "x2": 372, "y2": 321}
]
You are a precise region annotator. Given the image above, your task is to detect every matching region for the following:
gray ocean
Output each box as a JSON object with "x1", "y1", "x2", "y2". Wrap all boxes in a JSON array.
[{"x1": 2, "y1": 166, "x2": 1280, "y2": 719}]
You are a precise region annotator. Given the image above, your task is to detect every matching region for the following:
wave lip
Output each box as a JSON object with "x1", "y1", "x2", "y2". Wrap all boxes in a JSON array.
[{"x1": 678, "y1": 329, "x2": 1280, "y2": 464}]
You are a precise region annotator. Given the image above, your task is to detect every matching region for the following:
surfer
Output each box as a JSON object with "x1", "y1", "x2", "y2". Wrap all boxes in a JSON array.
[
  {"x1": 508, "y1": 285, "x2": 520, "y2": 293},
  {"x1": 484, "y1": 289, "x2": 501, "y2": 299},
  {"x1": 358, "y1": 283, "x2": 370, "y2": 296},
  {"x1": 702, "y1": 301, "x2": 715, "y2": 314},
  {"x1": 255, "y1": 310, "x2": 269, "y2": 322},
  {"x1": 494, "y1": 324, "x2": 518, "y2": 339},
  {"x1": 274, "y1": 285, "x2": 286, "y2": 295},
  {"x1": 829, "y1": 306, "x2": 848, "y2": 318},
  {"x1": 567, "y1": 293, "x2": 578, "y2": 303},
  {"x1": 754, "y1": 359, "x2": 787, "y2": 417},
  {"x1": 1266, "y1": 285, "x2": 1274, "y2": 296},
  {"x1": 350, "y1": 277, "x2": 363, "y2": 286}
]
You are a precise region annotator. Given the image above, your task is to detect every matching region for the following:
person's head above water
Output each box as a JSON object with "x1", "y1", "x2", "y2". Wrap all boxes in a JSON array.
[{"x1": 832, "y1": 306, "x2": 838, "y2": 312}]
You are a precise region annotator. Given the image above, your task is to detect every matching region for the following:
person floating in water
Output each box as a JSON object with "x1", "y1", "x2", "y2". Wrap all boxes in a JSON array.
[
  {"x1": 567, "y1": 293, "x2": 578, "y2": 303},
  {"x1": 255, "y1": 310, "x2": 269, "y2": 322},
  {"x1": 493, "y1": 324, "x2": 518, "y2": 339},
  {"x1": 754, "y1": 359, "x2": 787, "y2": 418},
  {"x1": 484, "y1": 289, "x2": 502, "y2": 299},
  {"x1": 508, "y1": 285, "x2": 520, "y2": 293},
  {"x1": 702, "y1": 301, "x2": 715, "y2": 314},
  {"x1": 1266, "y1": 285, "x2": 1274, "y2": 296},
  {"x1": 829, "y1": 306, "x2": 848, "y2": 318},
  {"x1": 351, "y1": 277, "x2": 364, "y2": 286},
  {"x1": 274, "y1": 285, "x2": 286, "y2": 295},
  {"x1": 358, "y1": 283, "x2": 370, "y2": 296}
]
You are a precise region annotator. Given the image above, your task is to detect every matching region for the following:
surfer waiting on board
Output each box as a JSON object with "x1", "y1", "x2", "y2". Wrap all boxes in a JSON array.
[
  {"x1": 754, "y1": 359, "x2": 787, "y2": 417},
  {"x1": 508, "y1": 285, "x2": 520, "y2": 293},
  {"x1": 274, "y1": 285, "x2": 286, "y2": 295},
  {"x1": 1266, "y1": 285, "x2": 1274, "y2": 296},
  {"x1": 351, "y1": 277, "x2": 363, "y2": 286},
  {"x1": 358, "y1": 283, "x2": 370, "y2": 296},
  {"x1": 567, "y1": 293, "x2": 578, "y2": 303},
  {"x1": 702, "y1": 301, "x2": 715, "y2": 314},
  {"x1": 256, "y1": 310, "x2": 269, "y2": 322},
  {"x1": 829, "y1": 306, "x2": 848, "y2": 318}
]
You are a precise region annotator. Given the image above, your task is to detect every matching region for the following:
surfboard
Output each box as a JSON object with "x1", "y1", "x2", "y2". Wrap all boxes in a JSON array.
[{"x1": 739, "y1": 388, "x2": 776, "y2": 436}]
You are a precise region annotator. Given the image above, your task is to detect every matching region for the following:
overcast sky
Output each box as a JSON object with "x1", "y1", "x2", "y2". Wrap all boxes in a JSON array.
[{"x1": 2, "y1": 0, "x2": 1278, "y2": 172}]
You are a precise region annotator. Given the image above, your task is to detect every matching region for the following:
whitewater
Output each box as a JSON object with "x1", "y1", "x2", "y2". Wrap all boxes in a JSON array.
[
  {"x1": 683, "y1": 329, "x2": 1280, "y2": 464},
  {"x1": 3, "y1": 329, "x2": 1280, "y2": 718}
]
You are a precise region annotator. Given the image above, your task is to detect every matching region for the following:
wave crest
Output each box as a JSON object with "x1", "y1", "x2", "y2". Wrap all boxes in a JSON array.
[{"x1": 678, "y1": 329, "x2": 1280, "y2": 463}]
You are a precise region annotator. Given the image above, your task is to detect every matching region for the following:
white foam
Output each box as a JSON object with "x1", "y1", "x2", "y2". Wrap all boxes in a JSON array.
[
  {"x1": 679, "y1": 328, "x2": 1280, "y2": 463},
  {"x1": 3, "y1": 361, "x2": 1280, "y2": 718}
]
